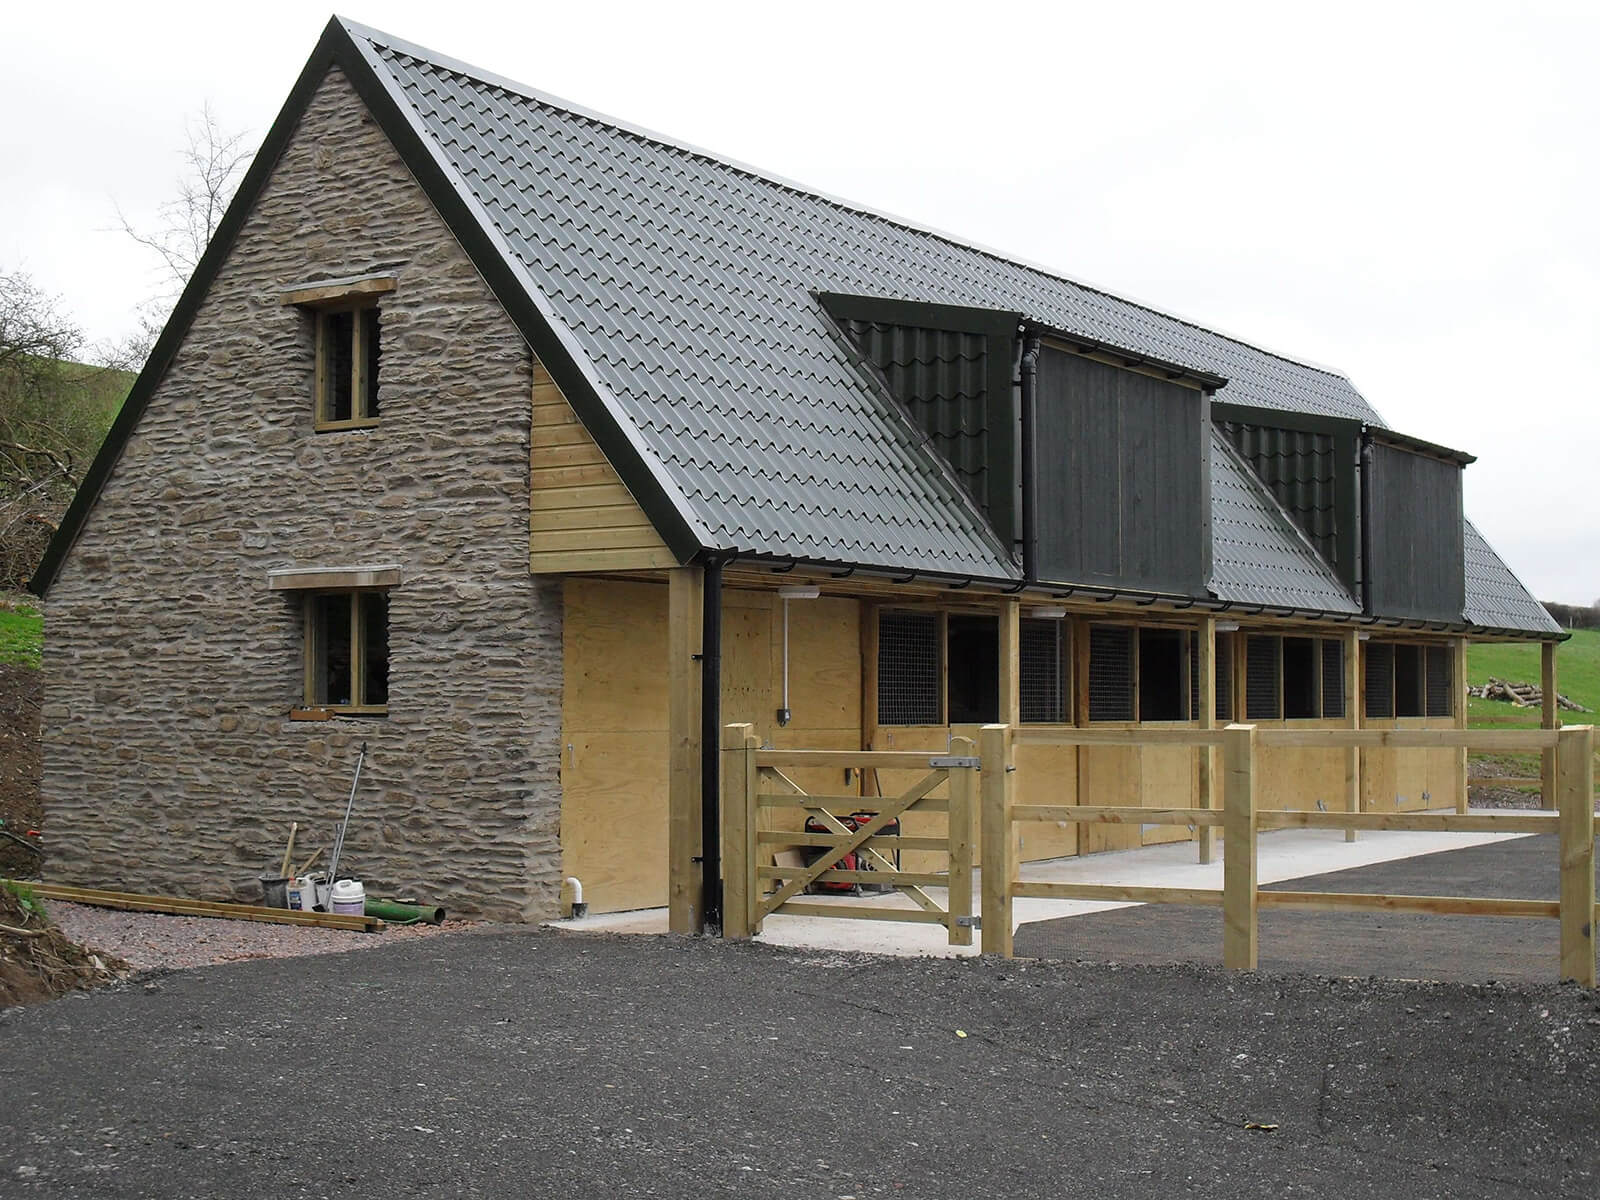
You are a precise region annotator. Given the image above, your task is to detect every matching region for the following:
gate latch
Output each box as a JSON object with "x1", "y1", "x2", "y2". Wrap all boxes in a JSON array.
[
  {"x1": 929, "y1": 756, "x2": 980, "y2": 769},
  {"x1": 954, "y1": 915, "x2": 981, "y2": 928}
]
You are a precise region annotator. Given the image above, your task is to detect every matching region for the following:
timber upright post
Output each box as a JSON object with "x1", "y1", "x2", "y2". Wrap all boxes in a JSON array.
[
  {"x1": 979, "y1": 724, "x2": 1014, "y2": 957},
  {"x1": 946, "y1": 735, "x2": 977, "y2": 948},
  {"x1": 720, "y1": 723, "x2": 757, "y2": 939},
  {"x1": 1541, "y1": 641, "x2": 1560, "y2": 811},
  {"x1": 1197, "y1": 616, "x2": 1217, "y2": 864},
  {"x1": 1556, "y1": 725, "x2": 1595, "y2": 987},
  {"x1": 1344, "y1": 629, "x2": 1361, "y2": 841},
  {"x1": 1223, "y1": 723, "x2": 1258, "y2": 970}
]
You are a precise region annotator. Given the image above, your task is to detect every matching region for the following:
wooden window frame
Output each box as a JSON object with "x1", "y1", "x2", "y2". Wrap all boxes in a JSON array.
[
  {"x1": 303, "y1": 590, "x2": 389, "y2": 716},
  {"x1": 313, "y1": 302, "x2": 381, "y2": 431}
]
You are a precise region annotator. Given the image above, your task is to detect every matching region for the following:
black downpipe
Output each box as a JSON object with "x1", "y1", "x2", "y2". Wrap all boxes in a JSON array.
[
  {"x1": 1019, "y1": 333, "x2": 1042, "y2": 579},
  {"x1": 700, "y1": 557, "x2": 723, "y2": 934},
  {"x1": 1358, "y1": 436, "x2": 1374, "y2": 614}
]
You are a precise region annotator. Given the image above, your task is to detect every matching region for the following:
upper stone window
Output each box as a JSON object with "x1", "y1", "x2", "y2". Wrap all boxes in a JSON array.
[{"x1": 280, "y1": 273, "x2": 396, "y2": 432}]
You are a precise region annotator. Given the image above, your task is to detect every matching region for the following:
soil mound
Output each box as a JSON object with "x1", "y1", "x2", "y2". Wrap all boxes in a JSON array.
[{"x1": 0, "y1": 884, "x2": 127, "y2": 1007}]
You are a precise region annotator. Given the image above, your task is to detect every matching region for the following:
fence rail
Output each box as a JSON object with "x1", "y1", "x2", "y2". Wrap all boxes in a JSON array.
[{"x1": 980, "y1": 723, "x2": 1597, "y2": 985}]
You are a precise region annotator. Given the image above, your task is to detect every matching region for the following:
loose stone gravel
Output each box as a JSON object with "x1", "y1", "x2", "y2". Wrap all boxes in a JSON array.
[{"x1": 44, "y1": 900, "x2": 464, "y2": 973}]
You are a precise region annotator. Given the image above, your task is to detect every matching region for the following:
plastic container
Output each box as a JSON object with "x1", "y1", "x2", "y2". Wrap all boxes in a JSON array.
[
  {"x1": 288, "y1": 874, "x2": 328, "y2": 912},
  {"x1": 329, "y1": 879, "x2": 366, "y2": 915},
  {"x1": 258, "y1": 876, "x2": 289, "y2": 909}
]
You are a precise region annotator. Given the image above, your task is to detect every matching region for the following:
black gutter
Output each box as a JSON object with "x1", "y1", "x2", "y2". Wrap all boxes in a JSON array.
[
  {"x1": 699, "y1": 557, "x2": 724, "y2": 935},
  {"x1": 1019, "y1": 334, "x2": 1041, "y2": 581}
]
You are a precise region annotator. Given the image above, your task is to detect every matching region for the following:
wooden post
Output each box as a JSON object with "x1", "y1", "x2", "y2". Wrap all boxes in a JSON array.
[
  {"x1": 1454, "y1": 637, "x2": 1469, "y2": 815},
  {"x1": 861, "y1": 601, "x2": 879, "y2": 796},
  {"x1": 980, "y1": 724, "x2": 1014, "y2": 957},
  {"x1": 1541, "y1": 641, "x2": 1559, "y2": 811},
  {"x1": 1344, "y1": 629, "x2": 1361, "y2": 842},
  {"x1": 667, "y1": 568, "x2": 704, "y2": 933},
  {"x1": 720, "y1": 723, "x2": 757, "y2": 939},
  {"x1": 1556, "y1": 725, "x2": 1595, "y2": 986},
  {"x1": 998, "y1": 600, "x2": 1021, "y2": 727},
  {"x1": 1223, "y1": 723, "x2": 1258, "y2": 970},
  {"x1": 947, "y1": 735, "x2": 977, "y2": 947},
  {"x1": 1197, "y1": 617, "x2": 1217, "y2": 864}
]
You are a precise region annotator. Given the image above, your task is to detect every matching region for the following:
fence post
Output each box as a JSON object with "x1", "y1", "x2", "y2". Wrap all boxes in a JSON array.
[
  {"x1": 720, "y1": 723, "x2": 755, "y2": 939},
  {"x1": 1556, "y1": 725, "x2": 1595, "y2": 986},
  {"x1": 947, "y1": 735, "x2": 976, "y2": 947},
  {"x1": 1223, "y1": 723, "x2": 1258, "y2": 970},
  {"x1": 980, "y1": 724, "x2": 1014, "y2": 957}
]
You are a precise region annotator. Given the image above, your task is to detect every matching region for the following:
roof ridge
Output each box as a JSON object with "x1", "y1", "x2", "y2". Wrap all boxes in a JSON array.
[{"x1": 340, "y1": 18, "x2": 1358, "y2": 387}]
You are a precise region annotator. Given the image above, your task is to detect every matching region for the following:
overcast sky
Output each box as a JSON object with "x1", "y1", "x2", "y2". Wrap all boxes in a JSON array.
[{"x1": 5, "y1": 1, "x2": 1595, "y2": 605}]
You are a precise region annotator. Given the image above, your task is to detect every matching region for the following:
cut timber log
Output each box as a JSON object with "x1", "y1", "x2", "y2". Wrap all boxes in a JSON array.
[
  {"x1": 10, "y1": 882, "x2": 384, "y2": 931},
  {"x1": 1467, "y1": 678, "x2": 1592, "y2": 713}
]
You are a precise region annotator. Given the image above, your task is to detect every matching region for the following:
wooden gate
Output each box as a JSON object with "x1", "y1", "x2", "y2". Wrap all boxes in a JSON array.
[{"x1": 720, "y1": 724, "x2": 976, "y2": 944}]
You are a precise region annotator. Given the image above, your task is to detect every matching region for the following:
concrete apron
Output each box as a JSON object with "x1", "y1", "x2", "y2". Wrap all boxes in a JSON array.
[{"x1": 552, "y1": 824, "x2": 1535, "y2": 958}]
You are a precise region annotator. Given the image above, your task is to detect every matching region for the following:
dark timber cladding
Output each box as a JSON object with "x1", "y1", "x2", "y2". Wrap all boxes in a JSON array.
[
  {"x1": 1033, "y1": 347, "x2": 1209, "y2": 594},
  {"x1": 1365, "y1": 439, "x2": 1466, "y2": 622},
  {"x1": 819, "y1": 294, "x2": 1020, "y2": 546}
]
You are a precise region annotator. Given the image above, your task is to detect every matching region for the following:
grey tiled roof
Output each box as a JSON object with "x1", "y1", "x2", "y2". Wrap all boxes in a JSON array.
[
  {"x1": 339, "y1": 23, "x2": 1552, "y2": 633},
  {"x1": 1210, "y1": 431, "x2": 1360, "y2": 614},
  {"x1": 1464, "y1": 521, "x2": 1562, "y2": 634}
]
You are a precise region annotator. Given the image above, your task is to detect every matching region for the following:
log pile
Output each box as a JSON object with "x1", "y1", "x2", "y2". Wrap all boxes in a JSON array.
[{"x1": 1468, "y1": 677, "x2": 1591, "y2": 712}]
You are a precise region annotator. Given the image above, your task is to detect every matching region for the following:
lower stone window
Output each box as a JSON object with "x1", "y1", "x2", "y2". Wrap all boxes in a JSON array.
[{"x1": 305, "y1": 591, "x2": 389, "y2": 714}]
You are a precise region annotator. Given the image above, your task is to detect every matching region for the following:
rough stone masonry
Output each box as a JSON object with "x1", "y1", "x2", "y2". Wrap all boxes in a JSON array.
[{"x1": 42, "y1": 67, "x2": 563, "y2": 919}]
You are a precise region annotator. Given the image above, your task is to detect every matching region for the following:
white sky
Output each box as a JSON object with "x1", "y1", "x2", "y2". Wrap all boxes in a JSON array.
[{"x1": 4, "y1": 1, "x2": 1595, "y2": 604}]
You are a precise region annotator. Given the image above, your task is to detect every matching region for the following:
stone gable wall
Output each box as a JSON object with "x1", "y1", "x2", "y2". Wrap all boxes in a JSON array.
[{"x1": 42, "y1": 67, "x2": 562, "y2": 919}]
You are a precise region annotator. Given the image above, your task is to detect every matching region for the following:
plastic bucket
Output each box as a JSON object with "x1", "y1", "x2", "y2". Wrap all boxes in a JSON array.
[
  {"x1": 258, "y1": 876, "x2": 289, "y2": 909},
  {"x1": 288, "y1": 875, "x2": 328, "y2": 912},
  {"x1": 329, "y1": 879, "x2": 366, "y2": 916}
]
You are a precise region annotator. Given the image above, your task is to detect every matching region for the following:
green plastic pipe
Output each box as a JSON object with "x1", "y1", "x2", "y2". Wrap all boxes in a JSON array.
[{"x1": 364, "y1": 898, "x2": 446, "y2": 925}]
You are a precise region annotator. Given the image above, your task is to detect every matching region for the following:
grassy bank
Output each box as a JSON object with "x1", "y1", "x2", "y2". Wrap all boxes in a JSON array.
[
  {"x1": 0, "y1": 601, "x2": 41, "y2": 670},
  {"x1": 1467, "y1": 627, "x2": 1598, "y2": 727}
]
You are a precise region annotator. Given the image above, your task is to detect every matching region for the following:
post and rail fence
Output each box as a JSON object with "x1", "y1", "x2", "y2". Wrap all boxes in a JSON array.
[
  {"x1": 980, "y1": 723, "x2": 1596, "y2": 985},
  {"x1": 720, "y1": 721, "x2": 1596, "y2": 985}
]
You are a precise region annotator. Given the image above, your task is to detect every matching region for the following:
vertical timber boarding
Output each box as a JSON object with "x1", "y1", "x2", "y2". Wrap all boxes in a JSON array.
[
  {"x1": 1197, "y1": 617, "x2": 1217, "y2": 864},
  {"x1": 668, "y1": 568, "x2": 704, "y2": 933},
  {"x1": 1542, "y1": 641, "x2": 1559, "y2": 811}
]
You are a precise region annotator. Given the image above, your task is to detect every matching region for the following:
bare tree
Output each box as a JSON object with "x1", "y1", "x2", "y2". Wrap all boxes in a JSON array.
[
  {"x1": 117, "y1": 103, "x2": 253, "y2": 296},
  {"x1": 0, "y1": 272, "x2": 126, "y2": 589}
]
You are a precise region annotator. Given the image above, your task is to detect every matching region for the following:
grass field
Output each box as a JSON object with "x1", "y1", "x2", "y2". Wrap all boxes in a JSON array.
[
  {"x1": 1467, "y1": 627, "x2": 1599, "y2": 727},
  {"x1": 0, "y1": 601, "x2": 41, "y2": 670}
]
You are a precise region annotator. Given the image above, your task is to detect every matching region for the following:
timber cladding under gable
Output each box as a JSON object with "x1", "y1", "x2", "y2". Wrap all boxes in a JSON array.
[
  {"x1": 41, "y1": 67, "x2": 564, "y2": 919},
  {"x1": 529, "y1": 361, "x2": 676, "y2": 573}
]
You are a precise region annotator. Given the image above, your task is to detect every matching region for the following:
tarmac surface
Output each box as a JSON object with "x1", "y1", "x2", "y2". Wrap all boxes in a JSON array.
[
  {"x1": 2, "y1": 925, "x2": 1597, "y2": 1198},
  {"x1": 1014, "y1": 834, "x2": 1592, "y2": 983}
]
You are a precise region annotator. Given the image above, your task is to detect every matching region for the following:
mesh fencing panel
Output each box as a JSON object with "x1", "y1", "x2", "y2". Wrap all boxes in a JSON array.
[{"x1": 878, "y1": 611, "x2": 941, "y2": 725}]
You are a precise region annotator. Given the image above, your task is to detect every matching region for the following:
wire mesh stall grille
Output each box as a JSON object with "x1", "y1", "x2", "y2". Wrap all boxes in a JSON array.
[
  {"x1": 1321, "y1": 638, "x2": 1345, "y2": 718},
  {"x1": 1425, "y1": 644, "x2": 1454, "y2": 718},
  {"x1": 1088, "y1": 625, "x2": 1135, "y2": 722},
  {"x1": 1216, "y1": 633, "x2": 1234, "y2": 721},
  {"x1": 1365, "y1": 642, "x2": 1396, "y2": 718},
  {"x1": 877, "y1": 610, "x2": 942, "y2": 725},
  {"x1": 1189, "y1": 634, "x2": 1201, "y2": 722},
  {"x1": 1246, "y1": 634, "x2": 1282, "y2": 720},
  {"x1": 1020, "y1": 618, "x2": 1067, "y2": 723}
]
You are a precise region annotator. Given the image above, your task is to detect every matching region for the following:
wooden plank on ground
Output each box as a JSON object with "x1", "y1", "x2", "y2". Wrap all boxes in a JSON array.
[{"x1": 15, "y1": 883, "x2": 382, "y2": 931}]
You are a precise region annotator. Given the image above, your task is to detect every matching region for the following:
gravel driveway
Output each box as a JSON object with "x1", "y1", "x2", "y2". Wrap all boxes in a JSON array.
[{"x1": 44, "y1": 900, "x2": 458, "y2": 972}]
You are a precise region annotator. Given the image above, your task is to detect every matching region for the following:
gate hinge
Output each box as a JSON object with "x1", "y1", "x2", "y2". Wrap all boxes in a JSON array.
[
  {"x1": 954, "y1": 915, "x2": 981, "y2": 928},
  {"x1": 930, "y1": 756, "x2": 980, "y2": 769}
]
